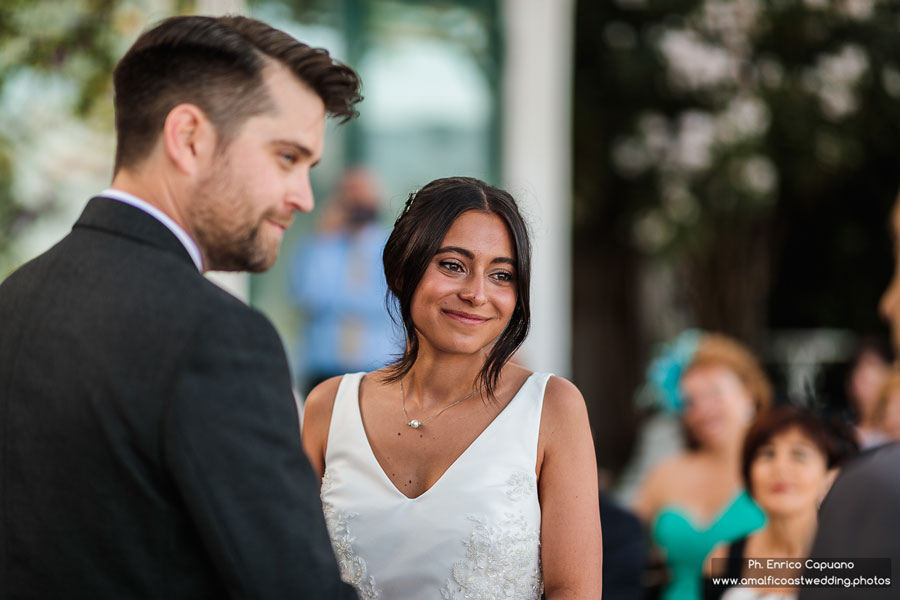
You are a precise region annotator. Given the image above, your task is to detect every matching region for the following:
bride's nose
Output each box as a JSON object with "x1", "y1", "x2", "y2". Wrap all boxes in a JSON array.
[{"x1": 458, "y1": 275, "x2": 486, "y2": 305}]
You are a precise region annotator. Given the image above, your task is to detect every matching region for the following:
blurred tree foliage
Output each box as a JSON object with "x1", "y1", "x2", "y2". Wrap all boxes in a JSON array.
[
  {"x1": 573, "y1": 0, "x2": 900, "y2": 472},
  {"x1": 0, "y1": 0, "x2": 192, "y2": 270}
]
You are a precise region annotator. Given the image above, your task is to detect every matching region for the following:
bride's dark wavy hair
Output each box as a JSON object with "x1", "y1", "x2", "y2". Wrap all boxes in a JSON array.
[{"x1": 381, "y1": 176, "x2": 531, "y2": 399}]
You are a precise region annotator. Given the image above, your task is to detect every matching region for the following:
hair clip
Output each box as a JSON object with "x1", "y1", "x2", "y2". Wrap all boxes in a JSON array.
[
  {"x1": 402, "y1": 191, "x2": 416, "y2": 216},
  {"x1": 637, "y1": 329, "x2": 703, "y2": 414}
]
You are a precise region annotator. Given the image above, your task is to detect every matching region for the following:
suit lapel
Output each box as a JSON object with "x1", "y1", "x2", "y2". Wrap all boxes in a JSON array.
[{"x1": 74, "y1": 197, "x2": 197, "y2": 269}]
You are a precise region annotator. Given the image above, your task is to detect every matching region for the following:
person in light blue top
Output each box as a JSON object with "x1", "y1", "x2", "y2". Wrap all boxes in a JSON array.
[
  {"x1": 289, "y1": 168, "x2": 399, "y2": 392},
  {"x1": 633, "y1": 332, "x2": 771, "y2": 600}
]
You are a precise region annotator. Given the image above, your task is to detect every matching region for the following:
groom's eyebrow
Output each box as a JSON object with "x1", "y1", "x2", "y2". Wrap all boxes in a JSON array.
[{"x1": 271, "y1": 140, "x2": 321, "y2": 167}]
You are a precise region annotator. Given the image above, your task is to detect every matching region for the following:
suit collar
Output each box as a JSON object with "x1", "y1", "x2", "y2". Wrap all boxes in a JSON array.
[
  {"x1": 74, "y1": 196, "x2": 198, "y2": 269},
  {"x1": 98, "y1": 189, "x2": 203, "y2": 271}
]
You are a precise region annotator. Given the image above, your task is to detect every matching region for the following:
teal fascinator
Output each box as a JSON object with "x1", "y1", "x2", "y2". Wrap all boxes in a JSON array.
[{"x1": 637, "y1": 329, "x2": 703, "y2": 414}]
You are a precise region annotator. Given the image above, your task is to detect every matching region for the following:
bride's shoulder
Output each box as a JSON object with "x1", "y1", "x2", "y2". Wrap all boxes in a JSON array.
[
  {"x1": 301, "y1": 375, "x2": 347, "y2": 476},
  {"x1": 302, "y1": 376, "x2": 344, "y2": 444},
  {"x1": 542, "y1": 374, "x2": 586, "y2": 409},
  {"x1": 304, "y1": 375, "x2": 344, "y2": 415},
  {"x1": 538, "y1": 375, "x2": 590, "y2": 443}
]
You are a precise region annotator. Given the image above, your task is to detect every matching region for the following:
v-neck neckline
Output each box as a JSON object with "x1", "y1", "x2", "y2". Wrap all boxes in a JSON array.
[
  {"x1": 657, "y1": 489, "x2": 748, "y2": 532},
  {"x1": 354, "y1": 372, "x2": 536, "y2": 501}
]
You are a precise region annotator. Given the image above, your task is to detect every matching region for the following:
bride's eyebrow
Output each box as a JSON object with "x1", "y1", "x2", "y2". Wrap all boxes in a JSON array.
[
  {"x1": 435, "y1": 246, "x2": 473, "y2": 258},
  {"x1": 435, "y1": 246, "x2": 515, "y2": 267}
]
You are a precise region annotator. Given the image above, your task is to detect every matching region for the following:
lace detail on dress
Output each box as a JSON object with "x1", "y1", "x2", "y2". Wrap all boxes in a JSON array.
[
  {"x1": 505, "y1": 471, "x2": 536, "y2": 501},
  {"x1": 440, "y1": 513, "x2": 543, "y2": 600},
  {"x1": 321, "y1": 469, "x2": 380, "y2": 600}
]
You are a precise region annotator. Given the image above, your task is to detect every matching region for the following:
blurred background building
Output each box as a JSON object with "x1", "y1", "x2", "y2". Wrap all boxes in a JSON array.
[{"x1": 2, "y1": 0, "x2": 900, "y2": 484}]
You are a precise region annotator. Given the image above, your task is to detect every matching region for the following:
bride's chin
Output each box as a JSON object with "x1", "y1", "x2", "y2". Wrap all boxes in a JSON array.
[{"x1": 418, "y1": 339, "x2": 491, "y2": 358}]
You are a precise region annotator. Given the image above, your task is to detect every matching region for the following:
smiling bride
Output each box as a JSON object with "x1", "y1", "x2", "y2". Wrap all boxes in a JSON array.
[{"x1": 301, "y1": 176, "x2": 603, "y2": 600}]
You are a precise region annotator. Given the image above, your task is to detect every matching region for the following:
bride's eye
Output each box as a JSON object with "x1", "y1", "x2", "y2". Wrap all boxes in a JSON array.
[{"x1": 439, "y1": 260, "x2": 464, "y2": 272}]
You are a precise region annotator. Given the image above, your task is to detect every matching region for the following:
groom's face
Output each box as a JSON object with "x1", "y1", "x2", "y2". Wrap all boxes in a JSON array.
[{"x1": 188, "y1": 64, "x2": 326, "y2": 272}]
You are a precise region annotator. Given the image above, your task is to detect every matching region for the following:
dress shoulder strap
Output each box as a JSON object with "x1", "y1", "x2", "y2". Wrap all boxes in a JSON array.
[{"x1": 484, "y1": 372, "x2": 552, "y2": 466}]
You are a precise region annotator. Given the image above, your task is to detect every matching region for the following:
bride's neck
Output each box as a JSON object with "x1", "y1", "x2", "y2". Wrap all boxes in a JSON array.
[{"x1": 405, "y1": 349, "x2": 486, "y2": 411}]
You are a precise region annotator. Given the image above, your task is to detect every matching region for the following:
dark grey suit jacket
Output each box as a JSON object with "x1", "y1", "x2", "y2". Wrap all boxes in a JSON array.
[
  {"x1": 798, "y1": 442, "x2": 900, "y2": 600},
  {"x1": 0, "y1": 197, "x2": 352, "y2": 598}
]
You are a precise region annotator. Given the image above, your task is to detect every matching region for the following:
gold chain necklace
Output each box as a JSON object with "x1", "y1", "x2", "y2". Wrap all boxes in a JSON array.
[{"x1": 400, "y1": 378, "x2": 483, "y2": 429}]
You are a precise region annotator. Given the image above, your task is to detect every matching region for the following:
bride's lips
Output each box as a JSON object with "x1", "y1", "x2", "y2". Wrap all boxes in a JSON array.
[{"x1": 442, "y1": 308, "x2": 490, "y2": 325}]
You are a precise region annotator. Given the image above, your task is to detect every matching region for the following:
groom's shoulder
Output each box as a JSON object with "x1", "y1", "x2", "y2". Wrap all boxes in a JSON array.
[{"x1": 190, "y1": 277, "x2": 282, "y2": 342}]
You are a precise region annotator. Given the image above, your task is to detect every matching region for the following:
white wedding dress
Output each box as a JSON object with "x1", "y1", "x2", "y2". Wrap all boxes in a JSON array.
[{"x1": 320, "y1": 371, "x2": 549, "y2": 600}]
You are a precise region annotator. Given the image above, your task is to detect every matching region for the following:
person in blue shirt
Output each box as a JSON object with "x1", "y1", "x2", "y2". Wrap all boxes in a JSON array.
[{"x1": 289, "y1": 168, "x2": 399, "y2": 393}]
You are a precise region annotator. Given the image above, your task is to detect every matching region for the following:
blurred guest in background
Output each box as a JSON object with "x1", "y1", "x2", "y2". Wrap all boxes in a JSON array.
[
  {"x1": 800, "y1": 192, "x2": 900, "y2": 600},
  {"x1": 871, "y1": 367, "x2": 900, "y2": 442},
  {"x1": 599, "y1": 487, "x2": 645, "y2": 600},
  {"x1": 289, "y1": 168, "x2": 397, "y2": 394},
  {"x1": 634, "y1": 331, "x2": 772, "y2": 600},
  {"x1": 843, "y1": 338, "x2": 890, "y2": 448},
  {"x1": 704, "y1": 406, "x2": 858, "y2": 600}
]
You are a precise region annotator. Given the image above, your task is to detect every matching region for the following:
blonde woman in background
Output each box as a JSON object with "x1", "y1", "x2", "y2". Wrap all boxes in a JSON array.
[{"x1": 633, "y1": 332, "x2": 772, "y2": 600}]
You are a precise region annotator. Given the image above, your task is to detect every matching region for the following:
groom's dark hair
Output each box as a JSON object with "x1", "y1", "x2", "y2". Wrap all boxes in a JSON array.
[{"x1": 112, "y1": 15, "x2": 362, "y2": 173}]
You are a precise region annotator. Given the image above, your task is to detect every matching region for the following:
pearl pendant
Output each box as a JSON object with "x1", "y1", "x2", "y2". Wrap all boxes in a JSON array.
[{"x1": 407, "y1": 420, "x2": 421, "y2": 429}]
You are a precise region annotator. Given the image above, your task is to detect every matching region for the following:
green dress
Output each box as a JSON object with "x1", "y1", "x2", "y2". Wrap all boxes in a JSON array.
[{"x1": 652, "y1": 490, "x2": 766, "y2": 600}]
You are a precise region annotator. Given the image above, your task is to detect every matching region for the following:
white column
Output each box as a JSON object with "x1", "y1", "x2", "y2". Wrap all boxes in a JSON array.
[
  {"x1": 501, "y1": 0, "x2": 575, "y2": 377},
  {"x1": 195, "y1": 0, "x2": 246, "y2": 14}
]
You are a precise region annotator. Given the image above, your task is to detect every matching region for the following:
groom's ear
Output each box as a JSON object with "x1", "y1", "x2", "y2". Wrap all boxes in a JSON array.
[{"x1": 163, "y1": 103, "x2": 217, "y2": 177}]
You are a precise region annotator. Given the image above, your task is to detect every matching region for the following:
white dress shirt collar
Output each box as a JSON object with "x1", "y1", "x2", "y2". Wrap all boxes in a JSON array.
[{"x1": 99, "y1": 188, "x2": 204, "y2": 272}]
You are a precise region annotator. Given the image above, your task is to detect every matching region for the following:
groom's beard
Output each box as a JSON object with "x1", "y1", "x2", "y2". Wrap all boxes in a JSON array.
[{"x1": 188, "y1": 162, "x2": 289, "y2": 273}]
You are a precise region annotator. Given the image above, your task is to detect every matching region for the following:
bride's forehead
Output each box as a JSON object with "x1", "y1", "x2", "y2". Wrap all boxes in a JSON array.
[{"x1": 443, "y1": 211, "x2": 511, "y2": 241}]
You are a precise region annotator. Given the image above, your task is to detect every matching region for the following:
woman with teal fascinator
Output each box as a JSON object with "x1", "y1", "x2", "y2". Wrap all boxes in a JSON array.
[{"x1": 632, "y1": 331, "x2": 772, "y2": 600}]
